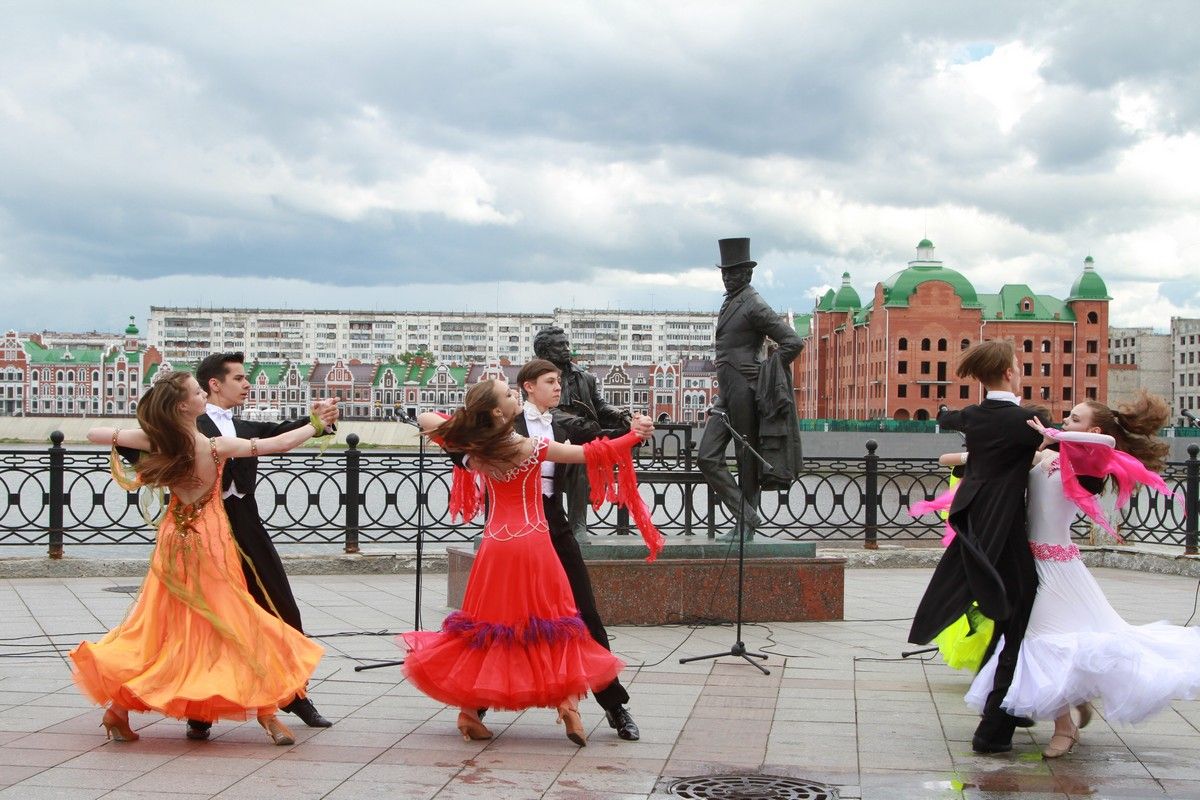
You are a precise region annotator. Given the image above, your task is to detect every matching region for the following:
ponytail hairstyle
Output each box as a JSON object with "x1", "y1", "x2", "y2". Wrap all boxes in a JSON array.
[
  {"x1": 430, "y1": 379, "x2": 525, "y2": 472},
  {"x1": 1082, "y1": 390, "x2": 1170, "y2": 472},
  {"x1": 135, "y1": 371, "x2": 203, "y2": 489}
]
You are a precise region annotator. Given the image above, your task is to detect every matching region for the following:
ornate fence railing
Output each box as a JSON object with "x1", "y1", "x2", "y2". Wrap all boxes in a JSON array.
[{"x1": 2, "y1": 428, "x2": 1197, "y2": 556}]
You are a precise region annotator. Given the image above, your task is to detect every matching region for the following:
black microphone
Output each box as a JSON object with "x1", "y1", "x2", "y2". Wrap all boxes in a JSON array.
[
  {"x1": 396, "y1": 411, "x2": 421, "y2": 428},
  {"x1": 1184, "y1": 409, "x2": 1197, "y2": 427}
]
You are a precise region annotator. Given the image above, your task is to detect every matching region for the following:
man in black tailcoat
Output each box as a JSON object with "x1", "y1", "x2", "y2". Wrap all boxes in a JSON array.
[
  {"x1": 698, "y1": 237, "x2": 804, "y2": 540},
  {"x1": 534, "y1": 327, "x2": 633, "y2": 541},
  {"x1": 191, "y1": 353, "x2": 337, "y2": 737},
  {"x1": 908, "y1": 339, "x2": 1045, "y2": 754}
]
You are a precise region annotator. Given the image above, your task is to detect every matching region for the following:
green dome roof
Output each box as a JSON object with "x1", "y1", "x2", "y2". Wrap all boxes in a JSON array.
[
  {"x1": 917, "y1": 238, "x2": 934, "y2": 249},
  {"x1": 124, "y1": 315, "x2": 139, "y2": 336},
  {"x1": 1067, "y1": 256, "x2": 1111, "y2": 301},
  {"x1": 882, "y1": 263, "x2": 980, "y2": 308},
  {"x1": 832, "y1": 272, "x2": 861, "y2": 310}
]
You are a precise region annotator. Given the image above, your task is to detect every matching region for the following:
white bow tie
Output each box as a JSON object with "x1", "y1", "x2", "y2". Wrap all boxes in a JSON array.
[
  {"x1": 208, "y1": 407, "x2": 233, "y2": 421},
  {"x1": 523, "y1": 404, "x2": 553, "y2": 427}
]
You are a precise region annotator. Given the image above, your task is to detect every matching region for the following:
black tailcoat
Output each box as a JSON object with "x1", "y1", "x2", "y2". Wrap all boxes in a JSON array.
[
  {"x1": 909, "y1": 400, "x2": 1044, "y2": 644},
  {"x1": 195, "y1": 414, "x2": 312, "y2": 633}
]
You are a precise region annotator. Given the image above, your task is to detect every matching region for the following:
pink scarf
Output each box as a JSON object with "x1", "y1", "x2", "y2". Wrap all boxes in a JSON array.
[{"x1": 910, "y1": 430, "x2": 1183, "y2": 546}]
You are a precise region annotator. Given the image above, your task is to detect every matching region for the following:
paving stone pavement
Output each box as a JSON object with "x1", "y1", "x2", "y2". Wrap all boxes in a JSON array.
[{"x1": 4, "y1": 566, "x2": 1200, "y2": 798}]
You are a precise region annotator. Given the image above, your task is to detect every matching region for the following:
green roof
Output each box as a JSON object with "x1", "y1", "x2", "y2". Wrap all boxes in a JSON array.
[
  {"x1": 442, "y1": 366, "x2": 468, "y2": 387},
  {"x1": 373, "y1": 363, "x2": 407, "y2": 387},
  {"x1": 247, "y1": 363, "x2": 287, "y2": 384},
  {"x1": 792, "y1": 313, "x2": 812, "y2": 337},
  {"x1": 25, "y1": 340, "x2": 106, "y2": 365},
  {"x1": 831, "y1": 272, "x2": 861, "y2": 310},
  {"x1": 1067, "y1": 257, "x2": 1111, "y2": 301},
  {"x1": 978, "y1": 286, "x2": 1074, "y2": 322},
  {"x1": 882, "y1": 263, "x2": 981, "y2": 309},
  {"x1": 124, "y1": 315, "x2": 139, "y2": 336},
  {"x1": 816, "y1": 288, "x2": 836, "y2": 311},
  {"x1": 144, "y1": 363, "x2": 162, "y2": 385},
  {"x1": 917, "y1": 238, "x2": 934, "y2": 249}
]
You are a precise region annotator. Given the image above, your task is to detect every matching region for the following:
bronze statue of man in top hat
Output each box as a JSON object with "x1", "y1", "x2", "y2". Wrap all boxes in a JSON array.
[{"x1": 698, "y1": 237, "x2": 804, "y2": 540}]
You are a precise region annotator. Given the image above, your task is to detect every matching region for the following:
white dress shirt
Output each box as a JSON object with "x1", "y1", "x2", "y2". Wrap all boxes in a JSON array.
[
  {"x1": 205, "y1": 403, "x2": 243, "y2": 499},
  {"x1": 523, "y1": 401, "x2": 556, "y2": 497},
  {"x1": 985, "y1": 390, "x2": 1020, "y2": 405}
]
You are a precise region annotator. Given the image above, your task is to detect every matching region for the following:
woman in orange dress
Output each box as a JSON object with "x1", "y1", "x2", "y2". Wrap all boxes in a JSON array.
[
  {"x1": 71, "y1": 371, "x2": 325, "y2": 745},
  {"x1": 401, "y1": 378, "x2": 661, "y2": 746}
]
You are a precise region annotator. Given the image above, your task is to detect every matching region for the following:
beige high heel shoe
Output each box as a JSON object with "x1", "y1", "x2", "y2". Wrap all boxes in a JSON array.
[
  {"x1": 1076, "y1": 702, "x2": 1093, "y2": 729},
  {"x1": 456, "y1": 711, "x2": 492, "y2": 742},
  {"x1": 100, "y1": 707, "x2": 139, "y2": 742},
  {"x1": 257, "y1": 714, "x2": 295, "y2": 746},
  {"x1": 1043, "y1": 724, "x2": 1079, "y2": 759},
  {"x1": 556, "y1": 704, "x2": 586, "y2": 747}
]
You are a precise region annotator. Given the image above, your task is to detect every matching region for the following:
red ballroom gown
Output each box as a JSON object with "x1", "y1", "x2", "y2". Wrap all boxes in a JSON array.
[{"x1": 400, "y1": 437, "x2": 624, "y2": 710}]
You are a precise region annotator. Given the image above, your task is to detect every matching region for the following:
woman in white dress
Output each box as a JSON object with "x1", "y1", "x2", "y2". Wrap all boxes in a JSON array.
[{"x1": 963, "y1": 391, "x2": 1192, "y2": 758}]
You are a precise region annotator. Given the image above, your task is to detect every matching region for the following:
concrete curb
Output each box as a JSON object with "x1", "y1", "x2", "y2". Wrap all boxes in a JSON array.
[{"x1": 3, "y1": 543, "x2": 1200, "y2": 580}]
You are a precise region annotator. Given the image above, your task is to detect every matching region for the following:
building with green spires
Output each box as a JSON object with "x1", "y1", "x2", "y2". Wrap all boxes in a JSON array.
[{"x1": 794, "y1": 241, "x2": 1110, "y2": 422}]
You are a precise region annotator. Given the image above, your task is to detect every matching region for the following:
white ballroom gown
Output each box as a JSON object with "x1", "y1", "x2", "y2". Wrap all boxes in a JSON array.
[{"x1": 966, "y1": 453, "x2": 1200, "y2": 725}]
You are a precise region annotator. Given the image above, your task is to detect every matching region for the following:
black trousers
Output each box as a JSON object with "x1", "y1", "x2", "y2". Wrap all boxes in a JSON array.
[
  {"x1": 543, "y1": 493, "x2": 629, "y2": 711},
  {"x1": 223, "y1": 494, "x2": 305, "y2": 634},
  {"x1": 975, "y1": 532, "x2": 1038, "y2": 744}
]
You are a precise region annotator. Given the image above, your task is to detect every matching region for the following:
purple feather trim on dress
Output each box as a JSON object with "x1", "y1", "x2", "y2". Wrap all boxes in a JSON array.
[{"x1": 441, "y1": 611, "x2": 588, "y2": 649}]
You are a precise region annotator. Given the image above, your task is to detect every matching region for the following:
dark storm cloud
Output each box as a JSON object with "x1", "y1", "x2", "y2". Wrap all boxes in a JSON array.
[{"x1": 0, "y1": 1, "x2": 1197, "y2": 330}]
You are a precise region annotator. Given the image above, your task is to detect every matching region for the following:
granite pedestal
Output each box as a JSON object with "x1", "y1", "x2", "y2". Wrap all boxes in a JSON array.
[{"x1": 446, "y1": 538, "x2": 845, "y2": 624}]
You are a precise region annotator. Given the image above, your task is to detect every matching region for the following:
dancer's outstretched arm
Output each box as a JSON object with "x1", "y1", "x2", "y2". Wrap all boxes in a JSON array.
[
  {"x1": 214, "y1": 421, "x2": 320, "y2": 457},
  {"x1": 938, "y1": 452, "x2": 967, "y2": 467},
  {"x1": 89, "y1": 427, "x2": 151, "y2": 450},
  {"x1": 545, "y1": 426, "x2": 651, "y2": 464}
]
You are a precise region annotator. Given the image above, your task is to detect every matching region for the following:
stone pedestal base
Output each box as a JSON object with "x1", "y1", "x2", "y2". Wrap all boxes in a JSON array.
[{"x1": 446, "y1": 539, "x2": 845, "y2": 624}]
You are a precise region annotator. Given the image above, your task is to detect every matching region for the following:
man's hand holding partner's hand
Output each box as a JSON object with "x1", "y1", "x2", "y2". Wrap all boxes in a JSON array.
[{"x1": 631, "y1": 413, "x2": 655, "y2": 440}]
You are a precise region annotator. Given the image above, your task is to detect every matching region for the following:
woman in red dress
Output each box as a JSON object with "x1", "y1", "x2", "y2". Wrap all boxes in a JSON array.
[{"x1": 400, "y1": 378, "x2": 659, "y2": 746}]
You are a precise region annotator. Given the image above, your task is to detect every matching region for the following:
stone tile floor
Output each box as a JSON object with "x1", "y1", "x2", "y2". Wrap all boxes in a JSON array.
[{"x1": 3, "y1": 567, "x2": 1200, "y2": 798}]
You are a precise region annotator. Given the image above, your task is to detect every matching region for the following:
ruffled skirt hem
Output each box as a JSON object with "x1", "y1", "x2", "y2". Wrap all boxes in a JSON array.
[
  {"x1": 967, "y1": 624, "x2": 1200, "y2": 724},
  {"x1": 399, "y1": 618, "x2": 623, "y2": 711}
]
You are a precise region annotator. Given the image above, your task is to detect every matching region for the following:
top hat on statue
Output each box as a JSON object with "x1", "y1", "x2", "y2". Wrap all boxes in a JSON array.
[{"x1": 716, "y1": 237, "x2": 757, "y2": 270}]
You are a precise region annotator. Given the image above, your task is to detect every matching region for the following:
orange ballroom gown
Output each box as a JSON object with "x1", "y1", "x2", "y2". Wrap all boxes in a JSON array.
[{"x1": 70, "y1": 445, "x2": 323, "y2": 722}]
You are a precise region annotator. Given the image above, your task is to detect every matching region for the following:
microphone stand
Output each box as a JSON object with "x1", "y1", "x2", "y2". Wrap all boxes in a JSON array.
[
  {"x1": 354, "y1": 411, "x2": 425, "y2": 672},
  {"x1": 680, "y1": 408, "x2": 773, "y2": 675}
]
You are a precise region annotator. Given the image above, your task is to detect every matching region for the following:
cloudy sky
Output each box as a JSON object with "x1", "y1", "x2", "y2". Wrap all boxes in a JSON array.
[{"x1": 2, "y1": 1, "x2": 1198, "y2": 332}]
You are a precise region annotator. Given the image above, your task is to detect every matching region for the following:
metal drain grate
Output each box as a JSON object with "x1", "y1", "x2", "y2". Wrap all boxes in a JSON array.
[
  {"x1": 103, "y1": 585, "x2": 141, "y2": 593},
  {"x1": 664, "y1": 774, "x2": 839, "y2": 800}
]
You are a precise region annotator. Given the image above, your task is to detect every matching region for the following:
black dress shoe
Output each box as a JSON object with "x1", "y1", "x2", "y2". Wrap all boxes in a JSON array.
[
  {"x1": 971, "y1": 734, "x2": 1012, "y2": 754},
  {"x1": 186, "y1": 720, "x2": 211, "y2": 741},
  {"x1": 1013, "y1": 715, "x2": 1035, "y2": 728},
  {"x1": 280, "y1": 697, "x2": 333, "y2": 728},
  {"x1": 605, "y1": 706, "x2": 640, "y2": 741}
]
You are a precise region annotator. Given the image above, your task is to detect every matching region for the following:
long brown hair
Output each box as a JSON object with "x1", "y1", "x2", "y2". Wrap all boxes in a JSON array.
[
  {"x1": 135, "y1": 371, "x2": 202, "y2": 489},
  {"x1": 1083, "y1": 390, "x2": 1170, "y2": 472},
  {"x1": 431, "y1": 379, "x2": 525, "y2": 472}
]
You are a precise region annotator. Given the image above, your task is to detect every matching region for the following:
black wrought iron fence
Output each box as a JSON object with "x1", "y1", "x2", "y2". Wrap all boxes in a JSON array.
[{"x1": 2, "y1": 430, "x2": 1197, "y2": 556}]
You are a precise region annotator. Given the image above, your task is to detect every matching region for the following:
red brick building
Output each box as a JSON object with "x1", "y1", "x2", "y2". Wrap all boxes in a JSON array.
[{"x1": 793, "y1": 240, "x2": 1111, "y2": 422}]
